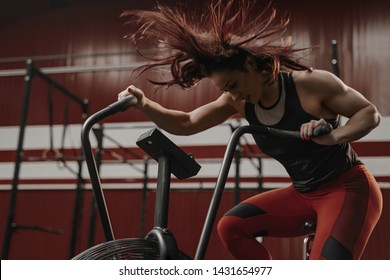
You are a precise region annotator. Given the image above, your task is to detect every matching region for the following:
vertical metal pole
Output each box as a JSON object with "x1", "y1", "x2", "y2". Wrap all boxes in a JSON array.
[
  {"x1": 195, "y1": 127, "x2": 245, "y2": 260},
  {"x1": 140, "y1": 156, "x2": 149, "y2": 237},
  {"x1": 88, "y1": 188, "x2": 98, "y2": 248},
  {"x1": 331, "y1": 40, "x2": 340, "y2": 77},
  {"x1": 257, "y1": 157, "x2": 264, "y2": 193},
  {"x1": 68, "y1": 101, "x2": 89, "y2": 258},
  {"x1": 154, "y1": 156, "x2": 171, "y2": 228},
  {"x1": 87, "y1": 125, "x2": 104, "y2": 247},
  {"x1": 68, "y1": 159, "x2": 85, "y2": 258},
  {"x1": 234, "y1": 144, "x2": 241, "y2": 205},
  {"x1": 81, "y1": 108, "x2": 115, "y2": 243},
  {"x1": 1, "y1": 59, "x2": 34, "y2": 259}
]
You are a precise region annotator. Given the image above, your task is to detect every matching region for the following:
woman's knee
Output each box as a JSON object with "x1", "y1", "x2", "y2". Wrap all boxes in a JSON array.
[
  {"x1": 218, "y1": 203, "x2": 268, "y2": 240},
  {"x1": 217, "y1": 215, "x2": 241, "y2": 241}
]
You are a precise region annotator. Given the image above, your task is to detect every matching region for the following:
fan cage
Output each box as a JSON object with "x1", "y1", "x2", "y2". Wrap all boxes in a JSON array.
[{"x1": 72, "y1": 238, "x2": 192, "y2": 260}]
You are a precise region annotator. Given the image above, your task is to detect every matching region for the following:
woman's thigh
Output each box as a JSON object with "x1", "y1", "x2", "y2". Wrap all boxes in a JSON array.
[
  {"x1": 222, "y1": 185, "x2": 316, "y2": 238},
  {"x1": 308, "y1": 164, "x2": 382, "y2": 259}
]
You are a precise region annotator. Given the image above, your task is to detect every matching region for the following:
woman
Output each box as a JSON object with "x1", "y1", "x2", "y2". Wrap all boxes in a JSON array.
[{"x1": 118, "y1": 0, "x2": 382, "y2": 259}]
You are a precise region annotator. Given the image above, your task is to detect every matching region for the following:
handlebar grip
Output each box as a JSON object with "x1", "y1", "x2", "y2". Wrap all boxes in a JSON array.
[
  {"x1": 107, "y1": 95, "x2": 138, "y2": 113},
  {"x1": 312, "y1": 122, "x2": 333, "y2": 138}
]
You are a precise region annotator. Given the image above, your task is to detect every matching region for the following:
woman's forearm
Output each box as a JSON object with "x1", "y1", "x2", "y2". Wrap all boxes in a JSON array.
[
  {"x1": 140, "y1": 98, "x2": 194, "y2": 135},
  {"x1": 333, "y1": 103, "x2": 381, "y2": 144}
]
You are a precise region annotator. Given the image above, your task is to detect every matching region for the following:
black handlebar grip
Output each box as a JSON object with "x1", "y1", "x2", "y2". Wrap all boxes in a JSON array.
[
  {"x1": 107, "y1": 95, "x2": 138, "y2": 113},
  {"x1": 312, "y1": 122, "x2": 333, "y2": 138}
]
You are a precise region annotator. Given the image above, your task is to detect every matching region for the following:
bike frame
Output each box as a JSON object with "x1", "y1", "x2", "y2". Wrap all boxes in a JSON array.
[{"x1": 81, "y1": 97, "x2": 331, "y2": 259}]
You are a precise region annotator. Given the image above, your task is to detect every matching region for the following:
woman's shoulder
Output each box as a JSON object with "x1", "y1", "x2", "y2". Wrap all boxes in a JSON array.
[
  {"x1": 292, "y1": 69, "x2": 339, "y2": 84},
  {"x1": 291, "y1": 69, "x2": 345, "y2": 95}
]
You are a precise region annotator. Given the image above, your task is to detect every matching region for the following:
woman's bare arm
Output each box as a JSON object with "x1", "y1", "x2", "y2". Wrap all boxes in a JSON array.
[
  {"x1": 296, "y1": 70, "x2": 381, "y2": 145},
  {"x1": 118, "y1": 85, "x2": 240, "y2": 135}
]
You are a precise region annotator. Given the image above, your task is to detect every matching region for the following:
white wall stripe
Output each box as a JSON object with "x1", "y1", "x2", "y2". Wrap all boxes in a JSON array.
[
  {"x1": 0, "y1": 157, "x2": 388, "y2": 181},
  {"x1": 1, "y1": 118, "x2": 389, "y2": 190},
  {"x1": 1, "y1": 117, "x2": 389, "y2": 151}
]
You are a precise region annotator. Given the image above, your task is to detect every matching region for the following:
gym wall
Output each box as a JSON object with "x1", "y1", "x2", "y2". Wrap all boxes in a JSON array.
[{"x1": 0, "y1": 0, "x2": 389, "y2": 259}]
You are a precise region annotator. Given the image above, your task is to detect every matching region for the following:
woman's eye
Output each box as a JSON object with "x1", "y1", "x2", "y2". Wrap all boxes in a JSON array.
[{"x1": 228, "y1": 82, "x2": 237, "y2": 90}]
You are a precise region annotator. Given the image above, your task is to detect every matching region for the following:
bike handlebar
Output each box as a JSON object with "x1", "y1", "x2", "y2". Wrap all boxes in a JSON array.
[
  {"x1": 266, "y1": 122, "x2": 333, "y2": 138},
  {"x1": 108, "y1": 95, "x2": 138, "y2": 114},
  {"x1": 81, "y1": 95, "x2": 138, "y2": 242},
  {"x1": 194, "y1": 122, "x2": 333, "y2": 259}
]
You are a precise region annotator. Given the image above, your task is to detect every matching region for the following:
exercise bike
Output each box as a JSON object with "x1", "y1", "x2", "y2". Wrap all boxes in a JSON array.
[{"x1": 72, "y1": 96, "x2": 331, "y2": 260}]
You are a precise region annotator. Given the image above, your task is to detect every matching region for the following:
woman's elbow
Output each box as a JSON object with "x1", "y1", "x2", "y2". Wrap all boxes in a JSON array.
[
  {"x1": 167, "y1": 121, "x2": 199, "y2": 136},
  {"x1": 370, "y1": 104, "x2": 381, "y2": 128},
  {"x1": 361, "y1": 103, "x2": 381, "y2": 135}
]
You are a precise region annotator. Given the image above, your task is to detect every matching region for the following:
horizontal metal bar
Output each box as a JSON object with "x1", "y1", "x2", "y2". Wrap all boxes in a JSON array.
[
  {"x1": 29, "y1": 62, "x2": 87, "y2": 106},
  {"x1": 0, "y1": 50, "x2": 157, "y2": 64},
  {"x1": 0, "y1": 62, "x2": 145, "y2": 77}
]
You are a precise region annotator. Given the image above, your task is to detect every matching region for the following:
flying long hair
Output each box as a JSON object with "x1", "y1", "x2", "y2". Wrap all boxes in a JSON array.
[{"x1": 122, "y1": 0, "x2": 311, "y2": 89}]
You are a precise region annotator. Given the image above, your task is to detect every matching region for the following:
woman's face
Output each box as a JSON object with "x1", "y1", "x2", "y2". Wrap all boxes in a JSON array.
[{"x1": 210, "y1": 62, "x2": 271, "y2": 104}]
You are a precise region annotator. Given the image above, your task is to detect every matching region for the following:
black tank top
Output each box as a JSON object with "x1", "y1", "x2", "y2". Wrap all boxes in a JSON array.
[{"x1": 245, "y1": 72, "x2": 360, "y2": 192}]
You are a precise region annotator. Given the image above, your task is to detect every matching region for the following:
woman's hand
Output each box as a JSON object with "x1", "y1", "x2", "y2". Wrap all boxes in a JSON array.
[
  {"x1": 118, "y1": 85, "x2": 146, "y2": 109},
  {"x1": 300, "y1": 119, "x2": 336, "y2": 145}
]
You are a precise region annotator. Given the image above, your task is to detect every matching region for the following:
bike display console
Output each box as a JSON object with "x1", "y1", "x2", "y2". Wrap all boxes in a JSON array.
[{"x1": 136, "y1": 128, "x2": 201, "y2": 180}]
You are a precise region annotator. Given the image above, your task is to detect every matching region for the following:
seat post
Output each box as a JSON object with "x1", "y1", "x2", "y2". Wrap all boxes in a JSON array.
[
  {"x1": 303, "y1": 220, "x2": 316, "y2": 260},
  {"x1": 303, "y1": 234, "x2": 315, "y2": 260},
  {"x1": 154, "y1": 156, "x2": 171, "y2": 228}
]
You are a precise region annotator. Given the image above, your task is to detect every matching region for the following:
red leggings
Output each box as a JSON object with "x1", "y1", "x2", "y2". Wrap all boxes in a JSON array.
[{"x1": 217, "y1": 164, "x2": 383, "y2": 259}]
